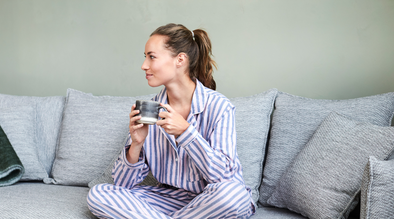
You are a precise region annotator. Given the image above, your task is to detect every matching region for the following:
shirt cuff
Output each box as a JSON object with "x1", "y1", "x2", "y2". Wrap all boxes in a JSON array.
[
  {"x1": 176, "y1": 124, "x2": 198, "y2": 148},
  {"x1": 121, "y1": 145, "x2": 146, "y2": 169}
]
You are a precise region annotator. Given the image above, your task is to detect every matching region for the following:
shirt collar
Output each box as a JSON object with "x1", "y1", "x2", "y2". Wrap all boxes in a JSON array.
[
  {"x1": 190, "y1": 79, "x2": 207, "y2": 115},
  {"x1": 156, "y1": 79, "x2": 207, "y2": 115}
]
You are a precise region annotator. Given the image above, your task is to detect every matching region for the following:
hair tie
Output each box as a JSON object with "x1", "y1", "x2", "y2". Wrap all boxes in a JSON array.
[{"x1": 191, "y1": 30, "x2": 195, "y2": 41}]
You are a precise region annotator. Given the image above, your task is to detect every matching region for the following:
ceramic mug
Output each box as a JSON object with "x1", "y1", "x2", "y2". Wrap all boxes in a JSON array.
[{"x1": 134, "y1": 100, "x2": 167, "y2": 125}]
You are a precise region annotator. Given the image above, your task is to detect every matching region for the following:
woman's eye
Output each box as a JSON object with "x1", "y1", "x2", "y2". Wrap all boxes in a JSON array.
[{"x1": 143, "y1": 55, "x2": 155, "y2": 59}]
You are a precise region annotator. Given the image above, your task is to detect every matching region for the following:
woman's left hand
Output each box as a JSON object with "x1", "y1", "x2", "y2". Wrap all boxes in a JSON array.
[{"x1": 156, "y1": 103, "x2": 190, "y2": 136}]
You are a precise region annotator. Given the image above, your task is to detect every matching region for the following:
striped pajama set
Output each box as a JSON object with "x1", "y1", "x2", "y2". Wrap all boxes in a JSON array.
[{"x1": 88, "y1": 80, "x2": 255, "y2": 218}]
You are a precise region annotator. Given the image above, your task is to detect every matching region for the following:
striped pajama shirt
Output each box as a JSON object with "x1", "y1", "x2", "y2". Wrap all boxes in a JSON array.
[{"x1": 88, "y1": 80, "x2": 255, "y2": 218}]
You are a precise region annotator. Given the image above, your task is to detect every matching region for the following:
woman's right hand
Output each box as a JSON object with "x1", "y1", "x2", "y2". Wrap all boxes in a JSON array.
[
  {"x1": 129, "y1": 104, "x2": 149, "y2": 146},
  {"x1": 127, "y1": 104, "x2": 149, "y2": 164}
]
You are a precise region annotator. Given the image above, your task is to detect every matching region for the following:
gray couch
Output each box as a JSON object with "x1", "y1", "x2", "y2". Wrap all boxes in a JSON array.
[{"x1": 1, "y1": 88, "x2": 394, "y2": 219}]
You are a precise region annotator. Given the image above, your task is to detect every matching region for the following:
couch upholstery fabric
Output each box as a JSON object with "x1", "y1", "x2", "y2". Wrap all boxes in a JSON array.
[
  {"x1": 0, "y1": 183, "x2": 307, "y2": 219},
  {"x1": 0, "y1": 182, "x2": 95, "y2": 218}
]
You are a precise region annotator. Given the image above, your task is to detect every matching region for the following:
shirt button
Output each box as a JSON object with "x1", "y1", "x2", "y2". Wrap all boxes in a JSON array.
[{"x1": 175, "y1": 158, "x2": 178, "y2": 162}]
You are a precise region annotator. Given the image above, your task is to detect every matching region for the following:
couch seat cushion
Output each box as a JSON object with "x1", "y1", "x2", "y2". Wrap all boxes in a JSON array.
[
  {"x1": 0, "y1": 182, "x2": 94, "y2": 218},
  {"x1": 251, "y1": 206, "x2": 360, "y2": 219},
  {"x1": 251, "y1": 206, "x2": 306, "y2": 218}
]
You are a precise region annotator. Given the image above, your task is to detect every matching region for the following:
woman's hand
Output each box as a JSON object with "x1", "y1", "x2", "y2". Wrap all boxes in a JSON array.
[
  {"x1": 156, "y1": 103, "x2": 190, "y2": 137},
  {"x1": 127, "y1": 104, "x2": 149, "y2": 163},
  {"x1": 129, "y1": 104, "x2": 149, "y2": 145}
]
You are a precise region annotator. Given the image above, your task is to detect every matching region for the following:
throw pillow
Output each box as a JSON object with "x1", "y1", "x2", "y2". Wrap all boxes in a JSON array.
[
  {"x1": 259, "y1": 91, "x2": 394, "y2": 205},
  {"x1": 88, "y1": 135, "x2": 158, "y2": 188},
  {"x1": 0, "y1": 106, "x2": 48, "y2": 181},
  {"x1": 267, "y1": 112, "x2": 394, "y2": 219},
  {"x1": 88, "y1": 88, "x2": 279, "y2": 204},
  {"x1": 47, "y1": 89, "x2": 155, "y2": 186},
  {"x1": 0, "y1": 94, "x2": 65, "y2": 177},
  {"x1": 230, "y1": 88, "x2": 278, "y2": 203},
  {"x1": 361, "y1": 156, "x2": 394, "y2": 219}
]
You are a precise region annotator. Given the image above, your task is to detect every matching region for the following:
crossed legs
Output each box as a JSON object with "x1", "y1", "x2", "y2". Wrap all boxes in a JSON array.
[{"x1": 88, "y1": 181, "x2": 254, "y2": 219}]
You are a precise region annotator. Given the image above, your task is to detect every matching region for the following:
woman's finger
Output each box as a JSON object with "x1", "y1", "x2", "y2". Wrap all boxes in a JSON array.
[
  {"x1": 129, "y1": 109, "x2": 140, "y2": 118},
  {"x1": 130, "y1": 114, "x2": 142, "y2": 124},
  {"x1": 156, "y1": 118, "x2": 166, "y2": 127},
  {"x1": 130, "y1": 122, "x2": 144, "y2": 132},
  {"x1": 160, "y1": 103, "x2": 172, "y2": 112},
  {"x1": 158, "y1": 111, "x2": 170, "y2": 119}
]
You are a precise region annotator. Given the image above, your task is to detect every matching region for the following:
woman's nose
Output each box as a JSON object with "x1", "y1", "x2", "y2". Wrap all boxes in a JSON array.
[{"x1": 141, "y1": 59, "x2": 149, "y2": 71}]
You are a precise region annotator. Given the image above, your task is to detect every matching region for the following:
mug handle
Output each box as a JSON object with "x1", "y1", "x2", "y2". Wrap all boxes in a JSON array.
[
  {"x1": 158, "y1": 106, "x2": 168, "y2": 120},
  {"x1": 158, "y1": 106, "x2": 168, "y2": 112}
]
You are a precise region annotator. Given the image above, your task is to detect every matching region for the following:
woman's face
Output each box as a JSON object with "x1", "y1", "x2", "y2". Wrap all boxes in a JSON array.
[{"x1": 141, "y1": 34, "x2": 177, "y2": 87}]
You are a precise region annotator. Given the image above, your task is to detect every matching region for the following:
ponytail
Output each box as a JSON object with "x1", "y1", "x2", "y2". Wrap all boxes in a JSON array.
[
  {"x1": 150, "y1": 23, "x2": 217, "y2": 90},
  {"x1": 192, "y1": 29, "x2": 217, "y2": 90}
]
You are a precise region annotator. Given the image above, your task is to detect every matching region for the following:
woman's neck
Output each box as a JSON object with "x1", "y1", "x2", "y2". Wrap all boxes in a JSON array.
[{"x1": 166, "y1": 77, "x2": 196, "y2": 108}]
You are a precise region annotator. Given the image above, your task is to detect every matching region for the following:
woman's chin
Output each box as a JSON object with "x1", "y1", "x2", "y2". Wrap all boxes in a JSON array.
[{"x1": 147, "y1": 81, "x2": 162, "y2": 88}]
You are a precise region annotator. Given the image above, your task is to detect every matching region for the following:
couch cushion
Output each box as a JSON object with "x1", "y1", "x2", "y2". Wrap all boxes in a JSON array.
[
  {"x1": 0, "y1": 182, "x2": 94, "y2": 218},
  {"x1": 250, "y1": 206, "x2": 360, "y2": 219},
  {"x1": 259, "y1": 91, "x2": 394, "y2": 205},
  {"x1": 47, "y1": 89, "x2": 155, "y2": 186},
  {"x1": 88, "y1": 89, "x2": 278, "y2": 204},
  {"x1": 267, "y1": 112, "x2": 394, "y2": 219},
  {"x1": 0, "y1": 94, "x2": 65, "y2": 177},
  {"x1": 361, "y1": 156, "x2": 394, "y2": 219},
  {"x1": 0, "y1": 106, "x2": 48, "y2": 181},
  {"x1": 252, "y1": 206, "x2": 306, "y2": 219}
]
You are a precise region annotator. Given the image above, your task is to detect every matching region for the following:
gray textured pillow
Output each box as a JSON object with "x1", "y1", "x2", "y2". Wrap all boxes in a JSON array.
[
  {"x1": 47, "y1": 89, "x2": 155, "y2": 186},
  {"x1": 88, "y1": 134, "x2": 159, "y2": 188},
  {"x1": 267, "y1": 112, "x2": 394, "y2": 219},
  {"x1": 259, "y1": 92, "x2": 394, "y2": 205},
  {"x1": 0, "y1": 106, "x2": 48, "y2": 180},
  {"x1": 361, "y1": 156, "x2": 394, "y2": 219},
  {"x1": 34, "y1": 97, "x2": 66, "y2": 177},
  {"x1": 88, "y1": 88, "x2": 278, "y2": 204},
  {"x1": 230, "y1": 88, "x2": 278, "y2": 203},
  {"x1": 0, "y1": 94, "x2": 65, "y2": 177}
]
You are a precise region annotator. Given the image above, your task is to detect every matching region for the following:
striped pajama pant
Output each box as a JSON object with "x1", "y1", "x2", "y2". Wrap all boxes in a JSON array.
[{"x1": 87, "y1": 181, "x2": 254, "y2": 219}]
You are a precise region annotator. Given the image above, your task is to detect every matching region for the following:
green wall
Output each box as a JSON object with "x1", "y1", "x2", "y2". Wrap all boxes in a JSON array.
[{"x1": 1, "y1": 0, "x2": 393, "y2": 100}]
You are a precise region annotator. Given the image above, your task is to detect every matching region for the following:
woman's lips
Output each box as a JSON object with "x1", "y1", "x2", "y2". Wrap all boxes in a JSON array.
[{"x1": 146, "y1": 74, "x2": 153, "y2": 79}]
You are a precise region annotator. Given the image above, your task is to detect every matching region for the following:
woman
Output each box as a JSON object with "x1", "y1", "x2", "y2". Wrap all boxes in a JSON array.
[{"x1": 88, "y1": 23, "x2": 255, "y2": 218}]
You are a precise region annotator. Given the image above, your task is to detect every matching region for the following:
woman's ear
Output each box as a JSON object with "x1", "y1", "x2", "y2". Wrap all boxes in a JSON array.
[{"x1": 176, "y1": 53, "x2": 188, "y2": 67}]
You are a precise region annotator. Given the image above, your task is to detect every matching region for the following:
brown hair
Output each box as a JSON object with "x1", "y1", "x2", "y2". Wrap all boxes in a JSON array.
[{"x1": 150, "y1": 23, "x2": 217, "y2": 90}]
